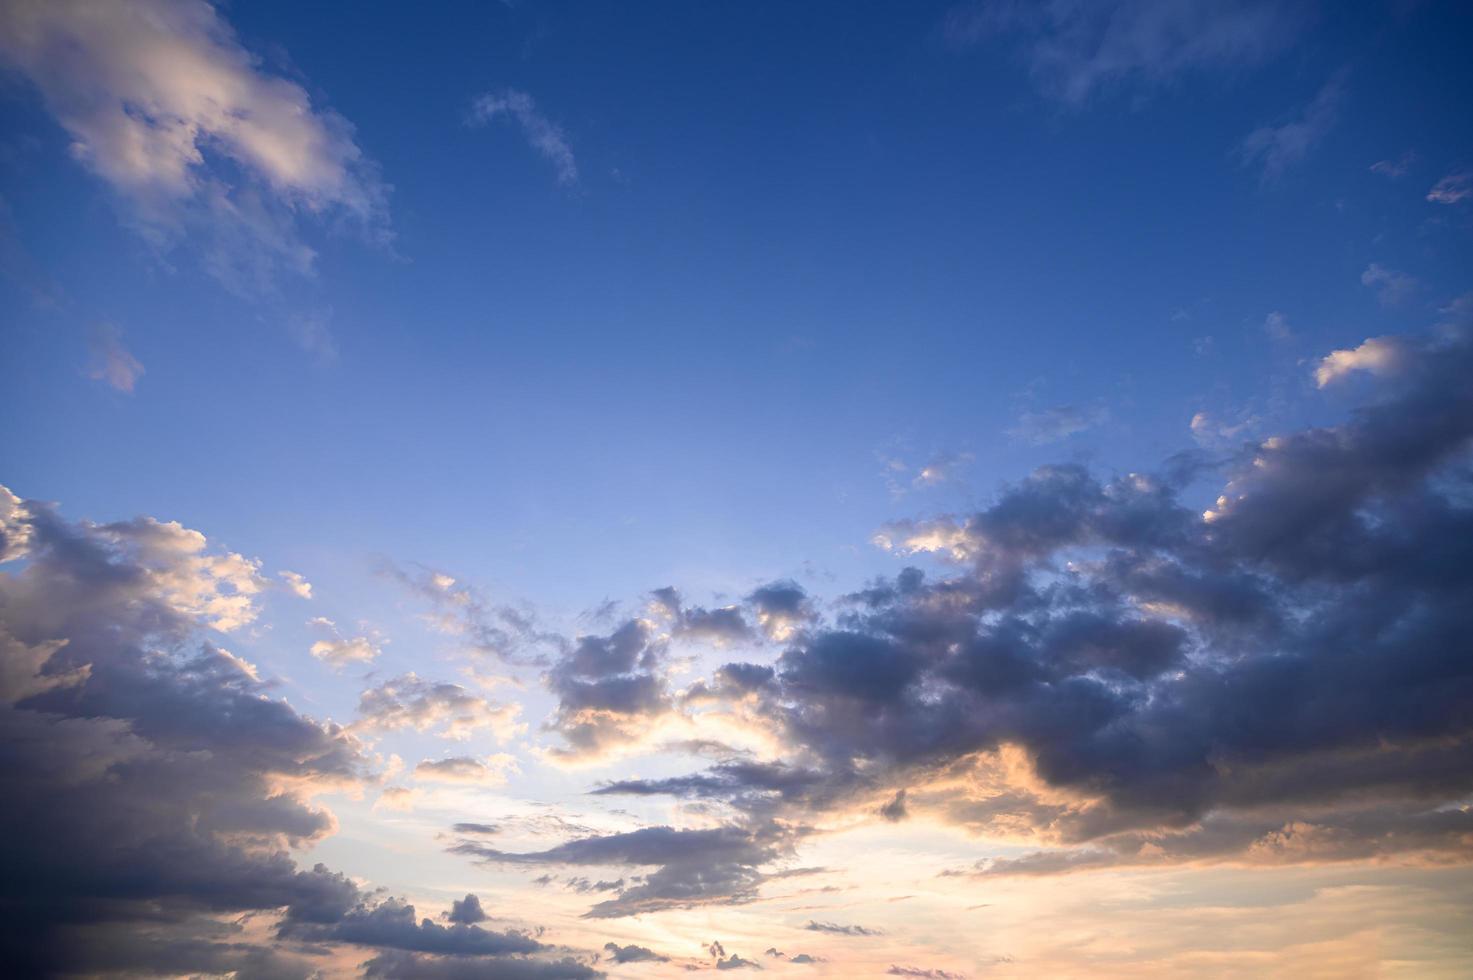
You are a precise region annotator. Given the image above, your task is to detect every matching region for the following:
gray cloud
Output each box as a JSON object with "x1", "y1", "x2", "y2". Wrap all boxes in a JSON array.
[
  {"x1": 452, "y1": 823, "x2": 799, "y2": 918},
  {"x1": 603, "y1": 941, "x2": 668, "y2": 963},
  {"x1": 584, "y1": 326, "x2": 1473, "y2": 875},
  {"x1": 0, "y1": 488, "x2": 585, "y2": 974}
]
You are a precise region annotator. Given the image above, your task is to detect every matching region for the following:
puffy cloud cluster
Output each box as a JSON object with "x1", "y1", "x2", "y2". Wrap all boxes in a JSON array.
[
  {"x1": 573, "y1": 328, "x2": 1473, "y2": 899},
  {"x1": 0, "y1": 487, "x2": 592, "y2": 975}
]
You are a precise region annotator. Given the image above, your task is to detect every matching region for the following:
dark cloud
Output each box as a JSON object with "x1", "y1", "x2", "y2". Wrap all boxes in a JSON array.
[
  {"x1": 363, "y1": 949, "x2": 602, "y2": 979},
  {"x1": 887, "y1": 967, "x2": 965, "y2": 980},
  {"x1": 452, "y1": 823, "x2": 798, "y2": 918},
  {"x1": 745, "y1": 580, "x2": 814, "y2": 639},
  {"x1": 451, "y1": 822, "x2": 500, "y2": 836},
  {"x1": 543, "y1": 617, "x2": 675, "y2": 760},
  {"x1": 447, "y1": 894, "x2": 488, "y2": 925},
  {"x1": 804, "y1": 920, "x2": 882, "y2": 937},
  {"x1": 574, "y1": 328, "x2": 1473, "y2": 873},
  {"x1": 0, "y1": 489, "x2": 587, "y2": 974},
  {"x1": 280, "y1": 896, "x2": 542, "y2": 956},
  {"x1": 602, "y1": 941, "x2": 668, "y2": 963}
]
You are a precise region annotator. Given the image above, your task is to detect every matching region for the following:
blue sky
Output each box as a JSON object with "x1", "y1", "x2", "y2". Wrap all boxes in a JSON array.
[{"x1": 2, "y1": 2, "x2": 1473, "y2": 977}]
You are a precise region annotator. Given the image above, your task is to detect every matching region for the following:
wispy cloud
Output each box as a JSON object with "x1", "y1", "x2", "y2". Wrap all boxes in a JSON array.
[
  {"x1": 1427, "y1": 171, "x2": 1472, "y2": 204},
  {"x1": 946, "y1": 0, "x2": 1303, "y2": 103},
  {"x1": 85, "y1": 322, "x2": 145, "y2": 393},
  {"x1": 1239, "y1": 72, "x2": 1346, "y2": 181},
  {"x1": 1009, "y1": 403, "x2": 1107, "y2": 444},
  {"x1": 1360, "y1": 263, "x2": 1418, "y2": 306},
  {"x1": 468, "y1": 90, "x2": 578, "y2": 185},
  {"x1": 1370, "y1": 151, "x2": 1416, "y2": 179}
]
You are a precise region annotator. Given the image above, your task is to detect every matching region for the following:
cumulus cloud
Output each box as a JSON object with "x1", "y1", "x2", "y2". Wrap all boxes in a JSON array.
[
  {"x1": 0, "y1": 486, "x2": 366, "y2": 972},
  {"x1": 602, "y1": 942, "x2": 668, "y2": 963},
  {"x1": 945, "y1": 0, "x2": 1302, "y2": 103},
  {"x1": 586, "y1": 325, "x2": 1473, "y2": 883},
  {"x1": 278, "y1": 569, "x2": 313, "y2": 598},
  {"x1": 84, "y1": 322, "x2": 144, "y2": 392},
  {"x1": 1239, "y1": 72, "x2": 1346, "y2": 181},
  {"x1": 468, "y1": 90, "x2": 578, "y2": 185},
  {"x1": 0, "y1": 487, "x2": 599, "y2": 974},
  {"x1": 0, "y1": 0, "x2": 389, "y2": 289},
  {"x1": 1314, "y1": 335, "x2": 1409, "y2": 387}
]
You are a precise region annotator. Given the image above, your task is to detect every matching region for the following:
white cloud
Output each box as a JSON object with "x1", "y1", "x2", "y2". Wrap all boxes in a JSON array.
[
  {"x1": 278, "y1": 571, "x2": 313, "y2": 599},
  {"x1": 308, "y1": 618, "x2": 382, "y2": 669},
  {"x1": 468, "y1": 90, "x2": 578, "y2": 185},
  {"x1": 85, "y1": 323, "x2": 145, "y2": 393},
  {"x1": 1426, "y1": 171, "x2": 1471, "y2": 205},
  {"x1": 0, "y1": 0, "x2": 388, "y2": 287},
  {"x1": 1314, "y1": 336, "x2": 1407, "y2": 388},
  {"x1": 1239, "y1": 72, "x2": 1346, "y2": 181}
]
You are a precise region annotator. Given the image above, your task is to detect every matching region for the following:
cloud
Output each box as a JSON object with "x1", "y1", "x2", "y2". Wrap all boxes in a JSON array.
[
  {"x1": 357, "y1": 672, "x2": 524, "y2": 742},
  {"x1": 1239, "y1": 72, "x2": 1346, "y2": 181},
  {"x1": 946, "y1": 0, "x2": 1303, "y2": 103},
  {"x1": 468, "y1": 90, "x2": 578, "y2": 185},
  {"x1": 1360, "y1": 263, "x2": 1418, "y2": 305},
  {"x1": 602, "y1": 942, "x2": 669, "y2": 963},
  {"x1": 1314, "y1": 335, "x2": 1409, "y2": 387},
  {"x1": 278, "y1": 569, "x2": 313, "y2": 598},
  {"x1": 589, "y1": 325, "x2": 1473, "y2": 877},
  {"x1": 279, "y1": 894, "x2": 546, "y2": 956},
  {"x1": 542, "y1": 617, "x2": 680, "y2": 762},
  {"x1": 447, "y1": 894, "x2": 488, "y2": 925},
  {"x1": 287, "y1": 308, "x2": 338, "y2": 361},
  {"x1": 0, "y1": 486, "x2": 602, "y2": 975},
  {"x1": 308, "y1": 618, "x2": 381, "y2": 668},
  {"x1": 1263, "y1": 309, "x2": 1293, "y2": 342},
  {"x1": 385, "y1": 562, "x2": 561, "y2": 665},
  {"x1": 0, "y1": 486, "x2": 370, "y2": 973},
  {"x1": 362, "y1": 951, "x2": 603, "y2": 979},
  {"x1": 1370, "y1": 151, "x2": 1416, "y2": 179},
  {"x1": 452, "y1": 823, "x2": 799, "y2": 918},
  {"x1": 0, "y1": 0, "x2": 388, "y2": 289},
  {"x1": 1427, "y1": 171, "x2": 1472, "y2": 204},
  {"x1": 1009, "y1": 404, "x2": 1107, "y2": 444},
  {"x1": 804, "y1": 920, "x2": 882, "y2": 937},
  {"x1": 888, "y1": 967, "x2": 966, "y2": 980},
  {"x1": 414, "y1": 753, "x2": 521, "y2": 786},
  {"x1": 84, "y1": 322, "x2": 144, "y2": 392}
]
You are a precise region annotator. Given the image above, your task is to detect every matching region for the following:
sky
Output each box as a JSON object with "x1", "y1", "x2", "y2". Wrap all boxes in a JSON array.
[{"x1": 1, "y1": 0, "x2": 1472, "y2": 976}]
